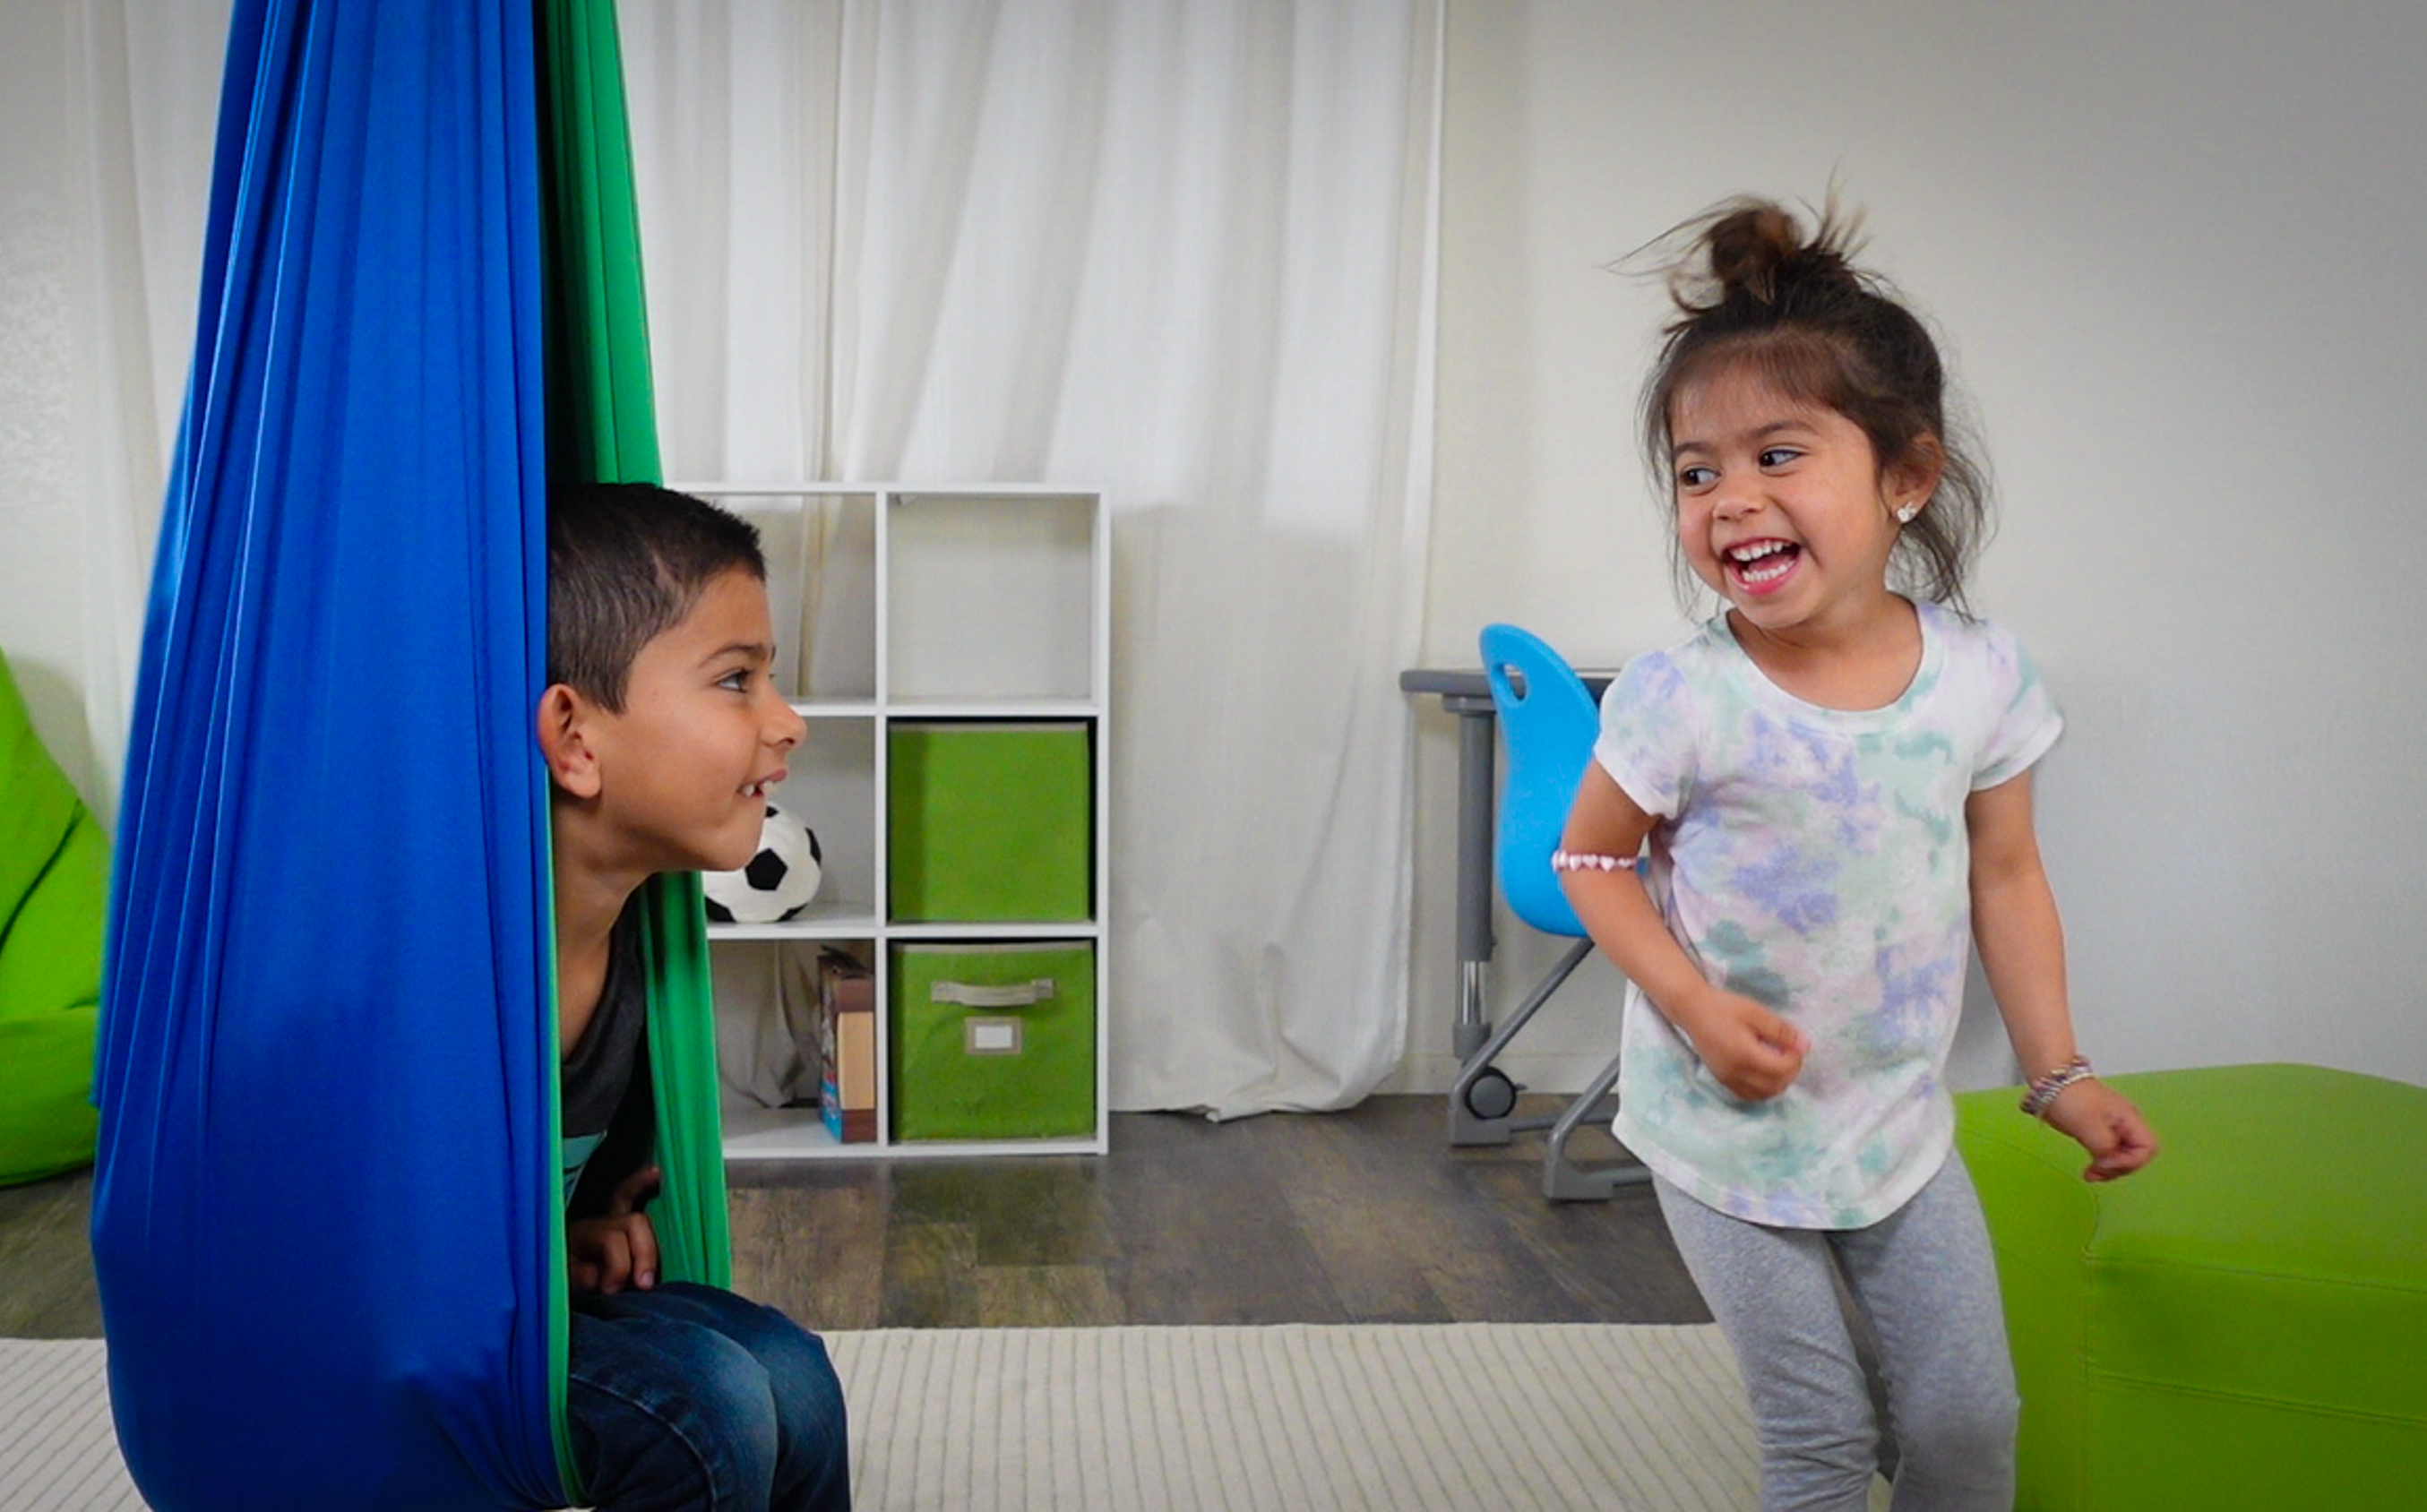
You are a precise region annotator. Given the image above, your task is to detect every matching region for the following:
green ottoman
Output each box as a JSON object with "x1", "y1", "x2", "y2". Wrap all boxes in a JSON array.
[{"x1": 1956, "y1": 1063, "x2": 2426, "y2": 1511}]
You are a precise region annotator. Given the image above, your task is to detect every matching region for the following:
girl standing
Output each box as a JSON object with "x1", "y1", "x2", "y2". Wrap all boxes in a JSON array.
[{"x1": 1560, "y1": 200, "x2": 2156, "y2": 1511}]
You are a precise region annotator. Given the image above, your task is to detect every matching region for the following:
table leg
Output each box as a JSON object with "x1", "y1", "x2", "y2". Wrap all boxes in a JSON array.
[{"x1": 1450, "y1": 697, "x2": 1497, "y2": 1061}]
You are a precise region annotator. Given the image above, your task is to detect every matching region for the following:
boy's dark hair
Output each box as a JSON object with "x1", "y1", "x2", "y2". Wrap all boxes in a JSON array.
[
  {"x1": 547, "y1": 481, "x2": 766, "y2": 710},
  {"x1": 1639, "y1": 197, "x2": 1991, "y2": 613}
]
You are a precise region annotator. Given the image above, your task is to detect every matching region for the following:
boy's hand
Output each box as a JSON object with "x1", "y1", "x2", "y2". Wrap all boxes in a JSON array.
[
  {"x1": 1682, "y1": 991, "x2": 1809, "y2": 1102},
  {"x1": 569, "y1": 1164, "x2": 662, "y2": 1296},
  {"x1": 2042, "y1": 1081, "x2": 2159, "y2": 1182}
]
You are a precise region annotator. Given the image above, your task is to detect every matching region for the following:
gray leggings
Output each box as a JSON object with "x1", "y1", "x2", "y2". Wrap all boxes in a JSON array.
[{"x1": 1654, "y1": 1154, "x2": 2018, "y2": 1512}]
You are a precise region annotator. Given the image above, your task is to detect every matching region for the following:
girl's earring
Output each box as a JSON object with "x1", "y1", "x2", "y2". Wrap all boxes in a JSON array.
[{"x1": 1894, "y1": 502, "x2": 1920, "y2": 525}]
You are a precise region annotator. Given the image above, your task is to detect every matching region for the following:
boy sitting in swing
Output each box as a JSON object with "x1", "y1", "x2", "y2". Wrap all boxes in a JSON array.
[{"x1": 538, "y1": 479, "x2": 851, "y2": 1512}]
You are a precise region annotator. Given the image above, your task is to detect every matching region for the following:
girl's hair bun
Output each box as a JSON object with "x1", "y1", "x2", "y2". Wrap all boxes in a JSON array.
[
  {"x1": 1705, "y1": 202, "x2": 1803, "y2": 303},
  {"x1": 1683, "y1": 198, "x2": 1862, "y2": 315}
]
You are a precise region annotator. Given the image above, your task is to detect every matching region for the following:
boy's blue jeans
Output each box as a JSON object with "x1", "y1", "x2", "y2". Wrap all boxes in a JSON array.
[{"x1": 569, "y1": 1283, "x2": 850, "y2": 1512}]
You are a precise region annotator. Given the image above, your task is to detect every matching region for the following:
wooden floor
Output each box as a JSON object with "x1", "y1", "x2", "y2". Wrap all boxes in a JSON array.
[{"x1": 0, "y1": 1096, "x2": 1708, "y2": 1338}]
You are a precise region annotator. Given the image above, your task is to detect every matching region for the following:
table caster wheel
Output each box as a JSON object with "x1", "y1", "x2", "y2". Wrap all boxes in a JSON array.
[{"x1": 1462, "y1": 1066, "x2": 1519, "y2": 1121}]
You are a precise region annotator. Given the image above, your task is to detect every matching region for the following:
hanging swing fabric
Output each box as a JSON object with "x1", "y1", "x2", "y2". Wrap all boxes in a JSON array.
[
  {"x1": 95, "y1": 0, "x2": 736, "y2": 1503},
  {"x1": 533, "y1": 0, "x2": 733, "y2": 1302},
  {"x1": 90, "y1": 2, "x2": 564, "y2": 1508}
]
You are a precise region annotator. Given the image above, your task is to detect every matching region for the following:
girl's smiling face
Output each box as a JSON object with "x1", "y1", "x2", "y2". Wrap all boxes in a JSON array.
[{"x1": 1667, "y1": 363, "x2": 1935, "y2": 647}]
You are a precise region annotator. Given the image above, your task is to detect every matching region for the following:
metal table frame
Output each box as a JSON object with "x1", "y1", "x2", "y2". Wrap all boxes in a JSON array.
[
  {"x1": 1399, "y1": 666, "x2": 1616, "y2": 1056},
  {"x1": 1402, "y1": 665, "x2": 1646, "y2": 1199}
]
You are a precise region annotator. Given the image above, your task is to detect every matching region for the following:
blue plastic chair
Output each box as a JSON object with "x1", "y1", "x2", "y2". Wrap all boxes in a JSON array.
[{"x1": 1450, "y1": 624, "x2": 1647, "y2": 1198}]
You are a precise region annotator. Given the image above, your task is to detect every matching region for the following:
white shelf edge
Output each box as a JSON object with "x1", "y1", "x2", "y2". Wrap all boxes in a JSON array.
[
  {"x1": 708, "y1": 919, "x2": 1103, "y2": 942},
  {"x1": 675, "y1": 481, "x2": 1097, "y2": 500},
  {"x1": 707, "y1": 907, "x2": 882, "y2": 941},
  {"x1": 719, "y1": 1120, "x2": 1106, "y2": 1163},
  {"x1": 882, "y1": 920, "x2": 1105, "y2": 941},
  {"x1": 719, "y1": 1108, "x2": 856, "y2": 1158},
  {"x1": 881, "y1": 699, "x2": 1101, "y2": 720},
  {"x1": 874, "y1": 1135, "x2": 1108, "y2": 1159}
]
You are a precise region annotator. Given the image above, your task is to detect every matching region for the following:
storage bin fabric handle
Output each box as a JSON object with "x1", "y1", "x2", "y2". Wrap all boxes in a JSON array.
[{"x1": 931, "y1": 978, "x2": 1056, "y2": 1009}]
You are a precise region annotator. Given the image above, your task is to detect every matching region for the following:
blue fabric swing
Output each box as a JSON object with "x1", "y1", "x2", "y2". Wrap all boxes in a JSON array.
[{"x1": 90, "y1": 4, "x2": 723, "y2": 1507}]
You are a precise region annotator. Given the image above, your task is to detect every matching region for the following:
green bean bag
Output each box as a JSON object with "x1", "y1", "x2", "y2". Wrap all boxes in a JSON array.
[{"x1": 0, "y1": 649, "x2": 105, "y2": 1185}]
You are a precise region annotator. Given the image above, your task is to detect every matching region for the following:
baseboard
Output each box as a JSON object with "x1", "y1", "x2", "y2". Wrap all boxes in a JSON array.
[{"x1": 1377, "y1": 1051, "x2": 1616, "y2": 1098}]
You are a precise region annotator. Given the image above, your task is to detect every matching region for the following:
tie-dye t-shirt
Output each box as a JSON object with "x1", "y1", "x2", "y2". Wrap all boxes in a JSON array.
[{"x1": 1596, "y1": 601, "x2": 2061, "y2": 1228}]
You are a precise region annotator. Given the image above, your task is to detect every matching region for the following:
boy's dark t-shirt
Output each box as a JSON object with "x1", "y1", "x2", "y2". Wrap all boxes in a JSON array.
[{"x1": 562, "y1": 902, "x2": 652, "y2": 1216}]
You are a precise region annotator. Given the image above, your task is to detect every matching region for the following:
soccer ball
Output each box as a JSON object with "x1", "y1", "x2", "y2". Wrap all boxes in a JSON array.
[{"x1": 703, "y1": 801, "x2": 823, "y2": 924}]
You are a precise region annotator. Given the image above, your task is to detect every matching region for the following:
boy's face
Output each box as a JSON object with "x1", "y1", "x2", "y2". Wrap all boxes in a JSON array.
[{"x1": 580, "y1": 567, "x2": 805, "y2": 875}]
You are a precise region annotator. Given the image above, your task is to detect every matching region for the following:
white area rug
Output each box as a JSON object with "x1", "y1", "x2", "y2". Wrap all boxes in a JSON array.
[
  {"x1": 3, "y1": 1325, "x2": 1889, "y2": 1510},
  {"x1": 1, "y1": 1340, "x2": 125, "y2": 1512}
]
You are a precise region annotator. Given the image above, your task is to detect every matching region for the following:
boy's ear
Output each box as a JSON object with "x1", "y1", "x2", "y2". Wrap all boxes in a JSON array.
[{"x1": 537, "y1": 683, "x2": 604, "y2": 800}]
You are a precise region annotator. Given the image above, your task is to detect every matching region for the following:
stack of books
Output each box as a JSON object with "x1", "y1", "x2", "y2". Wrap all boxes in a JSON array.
[{"x1": 817, "y1": 949, "x2": 875, "y2": 1143}]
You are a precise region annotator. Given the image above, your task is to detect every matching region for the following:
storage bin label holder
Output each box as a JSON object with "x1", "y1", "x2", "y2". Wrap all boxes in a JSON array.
[{"x1": 931, "y1": 976, "x2": 1057, "y2": 1056}]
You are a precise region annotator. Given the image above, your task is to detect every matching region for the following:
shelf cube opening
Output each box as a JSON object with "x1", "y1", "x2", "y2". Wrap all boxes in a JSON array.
[
  {"x1": 717, "y1": 492, "x2": 879, "y2": 702},
  {"x1": 886, "y1": 494, "x2": 1096, "y2": 702}
]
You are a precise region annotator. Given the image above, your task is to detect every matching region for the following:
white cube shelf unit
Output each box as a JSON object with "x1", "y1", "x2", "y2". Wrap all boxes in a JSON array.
[{"x1": 683, "y1": 485, "x2": 1110, "y2": 1160}]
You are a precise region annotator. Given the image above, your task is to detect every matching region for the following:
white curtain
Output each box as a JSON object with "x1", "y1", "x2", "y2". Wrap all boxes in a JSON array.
[
  {"x1": 0, "y1": 1, "x2": 227, "y2": 828},
  {"x1": 620, "y1": 0, "x2": 1443, "y2": 1116},
  {"x1": 5, "y1": 0, "x2": 1440, "y2": 1118}
]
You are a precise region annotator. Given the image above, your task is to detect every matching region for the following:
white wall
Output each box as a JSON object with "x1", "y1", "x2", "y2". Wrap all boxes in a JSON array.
[
  {"x1": 8, "y1": 2, "x2": 2424, "y2": 1094},
  {"x1": 0, "y1": 2, "x2": 91, "y2": 789},
  {"x1": 1400, "y1": 0, "x2": 2427, "y2": 1094},
  {"x1": 0, "y1": 1, "x2": 225, "y2": 820}
]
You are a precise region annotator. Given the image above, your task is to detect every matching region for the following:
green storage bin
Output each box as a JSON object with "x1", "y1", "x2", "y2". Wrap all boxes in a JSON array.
[
  {"x1": 889, "y1": 721, "x2": 1091, "y2": 922},
  {"x1": 891, "y1": 941, "x2": 1096, "y2": 1141}
]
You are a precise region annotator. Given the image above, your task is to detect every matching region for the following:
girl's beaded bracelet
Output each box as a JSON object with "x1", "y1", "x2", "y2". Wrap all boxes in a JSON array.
[
  {"x1": 2020, "y1": 1055, "x2": 2096, "y2": 1119},
  {"x1": 1551, "y1": 850, "x2": 1637, "y2": 873}
]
